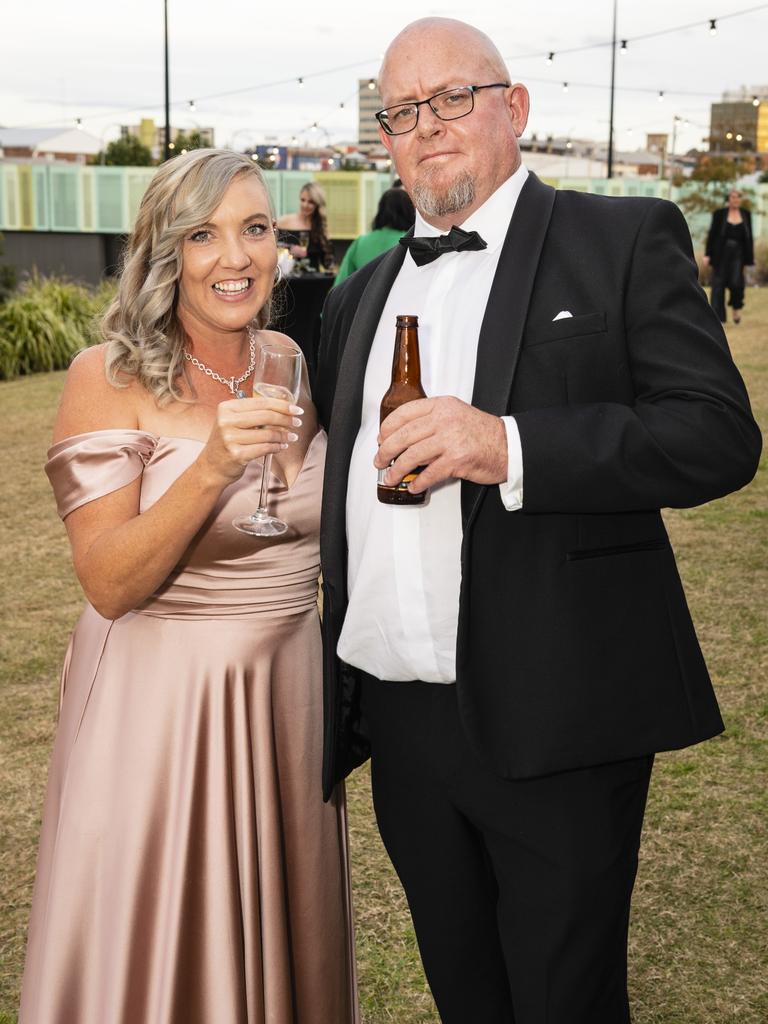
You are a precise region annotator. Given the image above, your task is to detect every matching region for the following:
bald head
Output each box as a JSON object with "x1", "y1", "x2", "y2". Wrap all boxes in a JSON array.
[
  {"x1": 379, "y1": 18, "x2": 509, "y2": 99},
  {"x1": 375, "y1": 18, "x2": 528, "y2": 228}
]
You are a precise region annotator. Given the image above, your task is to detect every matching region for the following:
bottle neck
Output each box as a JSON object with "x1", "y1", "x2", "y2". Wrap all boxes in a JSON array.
[{"x1": 391, "y1": 326, "x2": 422, "y2": 385}]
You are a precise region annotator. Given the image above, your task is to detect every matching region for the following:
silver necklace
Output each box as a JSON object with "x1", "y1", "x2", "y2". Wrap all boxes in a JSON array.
[{"x1": 184, "y1": 329, "x2": 258, "y2": 397}]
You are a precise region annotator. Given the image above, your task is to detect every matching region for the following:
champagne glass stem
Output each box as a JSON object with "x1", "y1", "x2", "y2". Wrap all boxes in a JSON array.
[{"x1": 255, "y1": 454, "x2": 272, "y2": 518}]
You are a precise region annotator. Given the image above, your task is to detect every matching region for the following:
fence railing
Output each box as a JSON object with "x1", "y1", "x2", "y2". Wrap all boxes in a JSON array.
[{"x1": 1, "y1": 161, "x2": 765, "y2": 247}]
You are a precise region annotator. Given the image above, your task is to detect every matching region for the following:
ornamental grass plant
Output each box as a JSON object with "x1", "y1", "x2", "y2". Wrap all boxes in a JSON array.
[{"x1": 0, "y1": 275, "x2": 115, "y2": 380}]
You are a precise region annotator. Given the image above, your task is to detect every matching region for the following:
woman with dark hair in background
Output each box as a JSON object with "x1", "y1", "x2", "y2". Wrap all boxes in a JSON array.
[
  {"x1": 334, "y1": 187, "x2": 415, "y2": 286},
  {"x1": 277, "y1": 181, "x2": 334, "y2": 270},
  {"x1": 704, "y1": 188, "x2": 754, "y2": 324}
]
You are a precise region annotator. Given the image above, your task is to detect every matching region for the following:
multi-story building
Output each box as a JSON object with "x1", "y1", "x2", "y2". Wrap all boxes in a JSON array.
[
  {"x1": 358, "y1": 78, "x2": 382, "y2": 152},
  {"x1": 709, "y1": 86, "x2": 768, "y2": 154}
]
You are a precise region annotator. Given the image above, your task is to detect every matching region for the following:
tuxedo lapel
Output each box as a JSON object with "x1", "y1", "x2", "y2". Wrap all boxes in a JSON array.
[
  {"x1": 320, "y1": 244, "x2": 407, "y2": 595},
  {"x1": 462, "y1": 173, "x2": 557, "y2": 526}
]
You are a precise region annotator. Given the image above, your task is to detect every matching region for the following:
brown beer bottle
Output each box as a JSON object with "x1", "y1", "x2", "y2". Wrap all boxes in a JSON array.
[{"x1": 377, "y1": 314, "x2": 428, "y2": 505}]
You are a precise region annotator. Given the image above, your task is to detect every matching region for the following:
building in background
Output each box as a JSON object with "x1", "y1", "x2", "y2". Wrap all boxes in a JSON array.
[
  {"x1": 119, "y1": 119, "x2": 215, "y2": 160},
  {"x1": 358, "y1": 78, "x2": 382, "y2": 152},
  {"x1": 709, "y1": 86, "x2": 768, "y2": 154},
  {"x1": 0, "y1": 127, "x2": 102, "y2": 163}
]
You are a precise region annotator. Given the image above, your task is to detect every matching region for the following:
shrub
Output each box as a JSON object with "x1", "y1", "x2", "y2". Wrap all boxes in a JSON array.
[{"x1": 0, "y1": 275, "x2": 116, "y2": 380}]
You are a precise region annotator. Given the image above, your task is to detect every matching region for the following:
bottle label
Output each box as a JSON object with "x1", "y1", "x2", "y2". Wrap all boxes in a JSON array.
[{"x1": 377, "y1": 467, "x2": 422, "y2": 491}]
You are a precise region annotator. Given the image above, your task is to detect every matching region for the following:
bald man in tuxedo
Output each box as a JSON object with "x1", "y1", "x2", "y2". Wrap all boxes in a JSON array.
[{"x1": 314, "y1": 18, "x2": 761, "y2": 1023}]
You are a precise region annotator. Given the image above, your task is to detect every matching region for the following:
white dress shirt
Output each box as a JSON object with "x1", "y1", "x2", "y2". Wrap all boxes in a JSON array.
[{"x1": 337, "y1": 165, "x2": 528, "y2": 683}]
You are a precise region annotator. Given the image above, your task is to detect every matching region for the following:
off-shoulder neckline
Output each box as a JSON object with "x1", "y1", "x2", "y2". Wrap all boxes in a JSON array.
[{"x1": 46, "y1": 428, "x2": 325, "y2": 492}]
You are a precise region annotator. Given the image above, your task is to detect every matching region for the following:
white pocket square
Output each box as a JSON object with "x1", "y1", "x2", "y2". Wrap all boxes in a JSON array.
[{"x1": 553, "y1": 310, "x2": 573, "y2": 321}]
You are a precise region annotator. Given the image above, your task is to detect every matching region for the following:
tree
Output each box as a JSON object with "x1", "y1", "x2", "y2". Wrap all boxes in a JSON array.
[
  {"x1": 95, "y1": 134, "x2": 154, "y2": 166},
  {"x1": 170, "y1": 130, "x2": 207, "y2": 156},
  {"x1": 676, "y1": 154, "x2": 754, "y2": 218}
]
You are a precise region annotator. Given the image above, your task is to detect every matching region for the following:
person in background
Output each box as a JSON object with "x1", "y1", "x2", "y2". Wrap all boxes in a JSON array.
[
  {"x1": 277, "y1": 181, "x2": 334, "y2": 270},
  {"x1": 704, "y1": 188, "x2": 754, "y2": 324},
  {"x1": 20, "y1": 149, "x2": 358, "y2": 1024},
  {"x1": 334, "y1": 187, "x2": 415, "y2": 286}
]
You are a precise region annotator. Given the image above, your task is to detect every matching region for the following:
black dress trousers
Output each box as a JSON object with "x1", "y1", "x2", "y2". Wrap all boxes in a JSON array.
[{"x1": 360, "y1": 674, "x2": 654, "y2": 1024}]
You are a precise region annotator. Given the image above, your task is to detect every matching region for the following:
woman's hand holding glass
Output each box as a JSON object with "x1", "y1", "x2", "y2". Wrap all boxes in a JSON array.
[{"x1": 197, "y1": 391, "x2": 303, "y2": 488}]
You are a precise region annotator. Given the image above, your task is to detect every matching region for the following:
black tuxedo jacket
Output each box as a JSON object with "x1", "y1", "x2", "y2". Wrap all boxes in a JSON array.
[
  {"x1": 705, "y1": 206, "x2": 754, "y2": 268},
  {"x1": 314, "y1": 173, "x2": 761, "y2": 801}
]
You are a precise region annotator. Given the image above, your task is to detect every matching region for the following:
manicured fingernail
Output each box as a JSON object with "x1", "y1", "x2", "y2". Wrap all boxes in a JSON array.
[
  {"x1": 280, "y1": 443, "x2": 289, "y2": 449},
  {"x1": 287, "y1": 432, "x2": 299, "y2": 442},
  {"x1": 289, "y1": 405, "x2": 304, "y2": 414},
  {"x1": 292, "y1": 417, "x2": 302, "y2": 427}
]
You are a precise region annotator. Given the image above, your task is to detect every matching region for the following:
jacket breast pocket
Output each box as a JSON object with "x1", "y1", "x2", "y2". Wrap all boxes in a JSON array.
[{"x1": 524, "y1": 311, "x2": 607, "y2": 348}]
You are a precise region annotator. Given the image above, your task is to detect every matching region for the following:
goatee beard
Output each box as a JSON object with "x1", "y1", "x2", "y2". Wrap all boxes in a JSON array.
[{"x1": 411, "y1": 171, "x2": 475, "y2": 218}]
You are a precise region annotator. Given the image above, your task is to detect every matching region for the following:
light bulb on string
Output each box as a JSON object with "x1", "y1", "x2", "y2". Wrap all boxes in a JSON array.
[
  {"x1": 367, "y1": 78, "x2": 376, "y2": 90},
  {"x1": 74, "y1": 117, "x2": 82, "y2": 129},
  {"x1": 658, "y1": 91, "x2": 665, "y2": 102},
  {"x1": 562, "y1": 82, "x2": 569, "y2": 93},
  {"x1": 620, "y1": 39, "x2": 628, "y2": 54},
  {"x1": 752, "y1": 96, "x2": 760, "y2": 107},
  {"x1": 709, "y1": 19, "x2": 717, "y2": 35},
  {"x1": 298, "y1": 77, "x2": 304, "y2": 88},
  {"x1": 546, "y1": 52, "x2": 554, "y2": 65},
  {"x1": 188, "y1": 100, "x2": 196, "y2": 112}
]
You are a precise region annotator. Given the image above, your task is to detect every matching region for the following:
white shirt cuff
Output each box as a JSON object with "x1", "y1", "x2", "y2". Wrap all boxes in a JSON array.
[{"x1": 498, "y1": 416, "x2": 523, "y2": 510}]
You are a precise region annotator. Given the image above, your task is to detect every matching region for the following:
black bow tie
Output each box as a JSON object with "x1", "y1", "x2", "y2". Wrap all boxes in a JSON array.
[{"x1": 399, "y1": 225, "x2": 487, "y2": 266}]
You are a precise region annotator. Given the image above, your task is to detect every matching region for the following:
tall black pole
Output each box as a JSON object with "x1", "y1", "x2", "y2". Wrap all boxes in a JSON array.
[
  {"x1": 607, "y1": 0, "x2": 617, "y2": 178},
  {"x1": 163, "y1": 0, "x2": 171, "y2": 161}
]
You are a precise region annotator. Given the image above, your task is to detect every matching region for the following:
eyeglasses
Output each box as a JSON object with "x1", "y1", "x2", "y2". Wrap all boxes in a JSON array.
[{"x1": 376, "y1": 83, "x2": 510, "y2": 136}]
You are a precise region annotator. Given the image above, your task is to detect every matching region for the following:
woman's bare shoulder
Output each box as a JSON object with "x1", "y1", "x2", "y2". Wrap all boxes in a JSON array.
[{"x1": 52, "y1": 343, "x2": 142, "y2": 442}]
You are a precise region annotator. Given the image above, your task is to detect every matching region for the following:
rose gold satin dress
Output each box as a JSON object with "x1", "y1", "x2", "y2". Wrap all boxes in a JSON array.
[{"x1": 20, "y1": 429, "x2": 359, "y2": 1024}]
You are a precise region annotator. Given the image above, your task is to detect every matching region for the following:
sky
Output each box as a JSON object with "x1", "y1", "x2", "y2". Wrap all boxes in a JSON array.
[{"x1": 3, "y1": 0, "x2": 767, "y2": 156}]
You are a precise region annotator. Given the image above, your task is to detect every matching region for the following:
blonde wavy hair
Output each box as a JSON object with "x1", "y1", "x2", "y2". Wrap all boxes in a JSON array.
[{"x1": 103, "y1": 149, "x2": 277, "y2": 404}]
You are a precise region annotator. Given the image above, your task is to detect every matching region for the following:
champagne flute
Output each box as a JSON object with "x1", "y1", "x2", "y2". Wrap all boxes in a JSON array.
[{"x1": 233, "y1": 345, "x2": 303, "y2": 537}]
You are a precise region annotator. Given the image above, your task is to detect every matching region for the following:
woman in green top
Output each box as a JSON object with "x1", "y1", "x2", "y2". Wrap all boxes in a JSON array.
[{"x1": 334, "y1": 187, "x2": 415, "y2": 285}]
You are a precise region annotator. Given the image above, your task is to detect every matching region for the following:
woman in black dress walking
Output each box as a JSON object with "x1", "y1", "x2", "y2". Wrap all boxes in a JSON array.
[{"x1": 704, "y1": 189, "x2": 754, "y2": 324}]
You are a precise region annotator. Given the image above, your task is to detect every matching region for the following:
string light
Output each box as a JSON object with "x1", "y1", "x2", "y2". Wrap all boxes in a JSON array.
[
  {"x1": 12, "y1": 6, "x2": 768, "y2": 146},
  {"x1": 74, "y1": 117, "x2": 82, "y2": 129}
]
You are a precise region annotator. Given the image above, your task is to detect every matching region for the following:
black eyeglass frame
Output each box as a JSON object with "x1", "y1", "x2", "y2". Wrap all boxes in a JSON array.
[{"x1": 375, "y1": 82, "x2": 511, "y2": 136}]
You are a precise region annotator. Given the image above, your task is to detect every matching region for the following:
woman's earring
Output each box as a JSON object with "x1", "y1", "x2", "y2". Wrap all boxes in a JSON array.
[{"x1": 274, "y1": 264, "x2": 283, "y2": 285}]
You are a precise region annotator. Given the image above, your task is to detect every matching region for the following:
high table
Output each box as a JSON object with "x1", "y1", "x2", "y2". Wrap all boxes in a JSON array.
[{"x1": 269, "y1": 272, "x2": 335, "y2": 381}]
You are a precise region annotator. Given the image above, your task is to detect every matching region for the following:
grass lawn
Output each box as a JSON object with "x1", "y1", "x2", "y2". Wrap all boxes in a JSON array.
[{"x1": 0, "y1": 291, "x2": 766, "y2": 1023}]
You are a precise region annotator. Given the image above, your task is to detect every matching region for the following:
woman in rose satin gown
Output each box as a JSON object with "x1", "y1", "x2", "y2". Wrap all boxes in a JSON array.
[{"x1": 20, "y1": 151, "x2": 358, "y2": 1024}]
